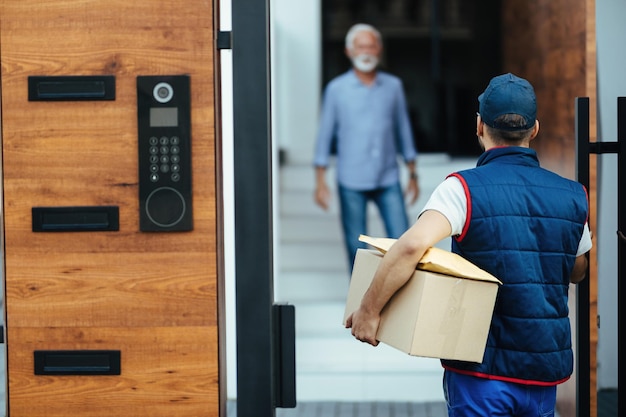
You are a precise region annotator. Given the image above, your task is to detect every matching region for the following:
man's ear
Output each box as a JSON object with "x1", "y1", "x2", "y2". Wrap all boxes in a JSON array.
[
  {"x1": 476, "y1": 116, "x2": 484, "y2": 137},
  {"x1": 529, "y1": 120, "x2": 540, "y2": 141}
]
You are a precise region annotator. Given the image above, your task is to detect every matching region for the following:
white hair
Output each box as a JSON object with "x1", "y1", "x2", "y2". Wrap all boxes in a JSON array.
[{"x1": 345, "y1": 23, "x2": 382, "y2": 51}]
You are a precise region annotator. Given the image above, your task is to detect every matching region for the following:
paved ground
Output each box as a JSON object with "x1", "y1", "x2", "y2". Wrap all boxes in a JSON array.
[{"x1": 228, "y1": 401, "x2": 448, "y2": 417}]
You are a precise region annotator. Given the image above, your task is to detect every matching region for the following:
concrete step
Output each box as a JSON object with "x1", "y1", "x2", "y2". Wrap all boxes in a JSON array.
[
  {"x1": 294, "y1": 335, "x2": 445, "y2": 402},
  {"x1": 279, "y1": 241, "x2": 349, "y2": 272},
  {"x1": 278, "y1": 186, "x2": 437, "y2": 219},
  {"x1": 279, "y1": 214, "x2": 387, "y2": 243},
  {"x1": 296, "y1": 369, "x2": 445, "y2": 402},
  {"x1": 278, "y1": 153, "x2": 464, "y2": 193},
  {"x1": 275, "y1": 155, "x2": 476, "y2": 404},
  {"x1": 290, "y1": 301, "x2": 348, "y2": 337},
  {"x1": 296, "y1": 335, "x2": 442, "y2": 375},
  {"x1": 275, "y1": 271, "x2": 349, "y2": 303}
]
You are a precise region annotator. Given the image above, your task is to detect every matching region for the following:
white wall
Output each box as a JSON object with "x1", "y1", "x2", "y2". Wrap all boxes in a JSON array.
[
  {"x1": 221, "y1": 0, "x2": 322, "y2": 400},
  {"x1": 595, "y1": 0, "x2": 622, "y2": 391},
  {"x1": 270, "y1": 0, "x2": 321, "y2": 165}
]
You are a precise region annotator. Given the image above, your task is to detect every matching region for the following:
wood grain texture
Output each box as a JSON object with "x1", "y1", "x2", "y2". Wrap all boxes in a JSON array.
[
  {"x1": 502, "y1": 0, "x2": 586, "y2": 178},
  {"x1": 1, "y1": 0, "x2": 219, "y2": 415},
  {"x1": 586, "y1": 0, "x2": 599, "y2": 412},
  {"x1": 8, "y1": 327, "x2": 219, "y2": 417},
  {"x1": 501, "y1": 1, "x2": 597, "y2": 415}
]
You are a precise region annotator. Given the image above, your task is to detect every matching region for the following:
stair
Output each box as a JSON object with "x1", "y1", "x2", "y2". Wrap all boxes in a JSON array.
[{"x1": 274, "y1": 154, "x2": 476, "y2": 402}]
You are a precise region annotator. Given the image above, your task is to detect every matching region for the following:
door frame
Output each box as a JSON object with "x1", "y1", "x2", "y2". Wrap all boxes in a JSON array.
[{"x1": 231, "y1": 0, "x2": 278, "y2": 416}]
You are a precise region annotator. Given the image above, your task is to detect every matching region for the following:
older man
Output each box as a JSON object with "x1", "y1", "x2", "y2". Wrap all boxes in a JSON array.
[{"x1": 313, "y1": 23, "x2": 420, "y2": 272}]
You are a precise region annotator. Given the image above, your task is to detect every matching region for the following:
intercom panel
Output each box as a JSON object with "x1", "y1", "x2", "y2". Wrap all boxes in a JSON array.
[{"x1": 137, "y1": 75, "x2": 192, "y2": 231}]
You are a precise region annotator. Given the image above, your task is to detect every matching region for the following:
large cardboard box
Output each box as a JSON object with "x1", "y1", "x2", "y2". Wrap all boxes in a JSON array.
[{"x1": 344, "y1": 236, "x2": 501, "y2": 363}]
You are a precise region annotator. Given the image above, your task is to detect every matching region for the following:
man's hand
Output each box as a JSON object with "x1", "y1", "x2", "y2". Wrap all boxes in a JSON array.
[
  {"x1": 405, "y1": 178, "x2": 420, "y2": 205},
  {"x1": 345, "y1": 308, "x2": 380, "y2": 346},
  {"x1": 344, "y1": 210, "x2": 452, "y2": 347},
  {"x1": 314, "y1": 166, "x2": 331, "y2": 210},
  {"x1": 314, "y1": 182, "x2": 331, "y2": 210}
]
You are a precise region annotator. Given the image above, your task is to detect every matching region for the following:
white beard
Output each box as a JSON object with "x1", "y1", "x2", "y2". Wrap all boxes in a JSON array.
[{"x1": 351, "y1": 54, "x2": 379, "y2": 73}]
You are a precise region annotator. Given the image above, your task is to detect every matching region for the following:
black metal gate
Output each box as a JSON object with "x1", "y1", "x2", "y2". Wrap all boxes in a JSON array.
[
  {"x1": 231, "y1": 0, "x2": 296, "y2": 416},
  {"x1": 575, "y1": 96, "x2": 626, "y2": 417}
]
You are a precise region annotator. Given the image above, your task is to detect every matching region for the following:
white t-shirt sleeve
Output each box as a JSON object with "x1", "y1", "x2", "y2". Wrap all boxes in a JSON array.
[
  {"x1": 577, "y1": 223, "x2": 592, "y2": 256},
  {"x1": 419, "y1": 176, "x2": 466, "y2": 237},
  {"x1": 419, "y1": 175, "x2": 593, "y2": 255}
]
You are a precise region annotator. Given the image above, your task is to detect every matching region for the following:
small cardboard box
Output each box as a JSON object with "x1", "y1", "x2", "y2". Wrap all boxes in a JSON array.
[{"x1": 344, "y1": 236, "x2": 501, "y2": 363}]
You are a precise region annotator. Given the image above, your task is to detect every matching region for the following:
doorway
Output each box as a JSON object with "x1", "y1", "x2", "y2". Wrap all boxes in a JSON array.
[
  {"x1": 235, "y1": 0, "x2": 597, "y2": 415},
  {"x1": 320, "y1": 0, "x2": 501, "y2": 157},
  {"x1": 271, "y1": 0, "x2": 499, "y2": 406}
]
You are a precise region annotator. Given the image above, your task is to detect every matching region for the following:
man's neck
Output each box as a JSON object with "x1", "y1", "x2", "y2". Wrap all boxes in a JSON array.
[{"x1": 354, "y1": 68, "x2": 377, "y2": 86}]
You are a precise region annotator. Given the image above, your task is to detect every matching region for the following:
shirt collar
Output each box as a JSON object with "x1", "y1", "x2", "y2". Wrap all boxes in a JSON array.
[
  {"x1": 477, "y1": 146, "x2": 540, "y2": 168},
  {"x1": 348, "y1": 69, "x2": 382, "y2": 87}
]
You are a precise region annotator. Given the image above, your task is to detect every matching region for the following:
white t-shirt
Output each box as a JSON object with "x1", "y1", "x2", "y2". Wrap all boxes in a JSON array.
[{"x1": 420, "y1": 176, "x2": 593, "y2": 256}]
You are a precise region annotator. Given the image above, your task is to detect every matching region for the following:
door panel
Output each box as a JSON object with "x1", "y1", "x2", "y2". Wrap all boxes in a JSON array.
[
  {"x1": 10, "y1": 327, "x2": 217, "y2": 416},
  {"x1": 0, "y1": 1, "x2": 218, "y2": 416}
]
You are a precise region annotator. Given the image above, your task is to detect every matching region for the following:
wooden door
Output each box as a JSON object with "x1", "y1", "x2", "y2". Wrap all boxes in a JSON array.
[
  {"x1": 0, "y1": 1, "x2": 219, "y2": 416},
  {"x1": 502, "y1": 0, "x2": 597, "y2": 415}
]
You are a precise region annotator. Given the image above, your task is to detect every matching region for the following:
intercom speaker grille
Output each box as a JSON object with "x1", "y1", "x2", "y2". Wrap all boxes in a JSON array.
[{"x1": 145, "y1": 187, "x2": 186, "y2": 227}]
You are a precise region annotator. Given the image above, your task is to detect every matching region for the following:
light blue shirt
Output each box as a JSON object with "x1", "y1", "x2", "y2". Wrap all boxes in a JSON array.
[{"x1": 313, "y1": 69, "x2": 417, "y2": 190}]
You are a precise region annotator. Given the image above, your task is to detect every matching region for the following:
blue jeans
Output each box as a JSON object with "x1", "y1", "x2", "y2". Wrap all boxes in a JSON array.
[
  {"x1": 338, "y1": 182, "x2": 409, "y2": 272},
  {"x1": 443, "y1": 370, "x2": 557, "y2": 417}
]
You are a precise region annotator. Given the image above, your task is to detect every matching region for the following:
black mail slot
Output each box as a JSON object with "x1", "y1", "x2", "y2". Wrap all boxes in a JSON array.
[
  {"x1": 28, "y1": 75, "x2": 115, "y2": 101},
  {"x1": 34, "y1": 350, "x2": 121, "y2": 375},
  {"x1": 32, "y1": 206, "x2": 119, "y2": 232}
]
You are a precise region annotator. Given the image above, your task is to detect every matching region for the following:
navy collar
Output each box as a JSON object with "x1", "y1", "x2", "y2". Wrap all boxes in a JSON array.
[{"x1": 476, "y1": 146, "x2": 540, "y2": 168}]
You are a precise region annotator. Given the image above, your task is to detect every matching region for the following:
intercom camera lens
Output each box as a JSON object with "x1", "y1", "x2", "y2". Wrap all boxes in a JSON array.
[
  {"x1": 153, "y1": 82, "x2": 174, "y2": 103},
  {"x1": 157, "y1": 87, "x2": 169, "y2": 98}
]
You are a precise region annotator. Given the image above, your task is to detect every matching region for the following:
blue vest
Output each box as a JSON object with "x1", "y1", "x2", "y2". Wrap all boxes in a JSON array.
[{"x1": 441, "y1": 147, "x2": 588, "y2": 385}]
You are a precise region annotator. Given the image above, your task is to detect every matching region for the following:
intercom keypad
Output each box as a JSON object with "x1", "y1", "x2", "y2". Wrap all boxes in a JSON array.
[
  {"x1": 147, "y1": 135, "x2": 182, "y2": 183},
  {"x1": 137, "y1": 75, "x2": 192, "y2": 232}
]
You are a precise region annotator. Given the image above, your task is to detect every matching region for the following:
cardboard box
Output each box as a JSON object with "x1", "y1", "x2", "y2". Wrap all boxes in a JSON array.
[{"x1": 344, "y1": 238, "x2": 501, "y2": 363}]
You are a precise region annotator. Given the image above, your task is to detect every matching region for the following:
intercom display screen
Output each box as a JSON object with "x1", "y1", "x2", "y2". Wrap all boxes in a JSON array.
[{"x1": 150, "y1": 107, "x2": 178, "y2": 127}]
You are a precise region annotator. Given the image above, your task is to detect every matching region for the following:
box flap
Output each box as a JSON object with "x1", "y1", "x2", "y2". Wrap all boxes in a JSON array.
[{"x1": 359, "y1": 235, "x2": 502, "y2": 284}]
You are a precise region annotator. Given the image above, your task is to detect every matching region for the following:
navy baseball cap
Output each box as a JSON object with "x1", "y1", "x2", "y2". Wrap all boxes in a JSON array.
[{"x1": 478, "y1": 73, "x2": 536, "y2": 131}]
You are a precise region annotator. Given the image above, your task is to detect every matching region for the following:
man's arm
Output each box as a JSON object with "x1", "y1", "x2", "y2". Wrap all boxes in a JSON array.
[
  {"x1": 571, "y1": 224, "x2": 593, "y2": 284},
  {"x1": 312, "y1": 85, "x2": 337, "y2": 210},
  {"x1": 570, "y1": 254, "x2": 589, "y2": 284},
  {"x1": 404, "y1": 160, "x2": 419, "y2": 205},
  {"x1": 314, "y1": 166, "x2": 330, "y2": 210},
  {"x1": 393, "y1": 81, "x2": 419, "y2": 205},
  {"x1": 345, "y1": 209, "x2": 452, "y2": 345}
]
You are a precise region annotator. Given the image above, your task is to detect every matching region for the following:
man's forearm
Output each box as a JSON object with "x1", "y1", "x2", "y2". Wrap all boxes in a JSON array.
[
  {"x1": 406, "y1": 161, "x2": 416, "y2": 178},
  {"x1": 360, "y1": 238, "x2": 427, "y2": 315},
  {"x1": 570, "y1": 254, "x2": 589, "y2": 284},
  {"x1": 315, "y1": 166, "x2": 327, "y2": 184},
  {"x1": 362, "y1": 210, "x2": 453, "y2": 311}
]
